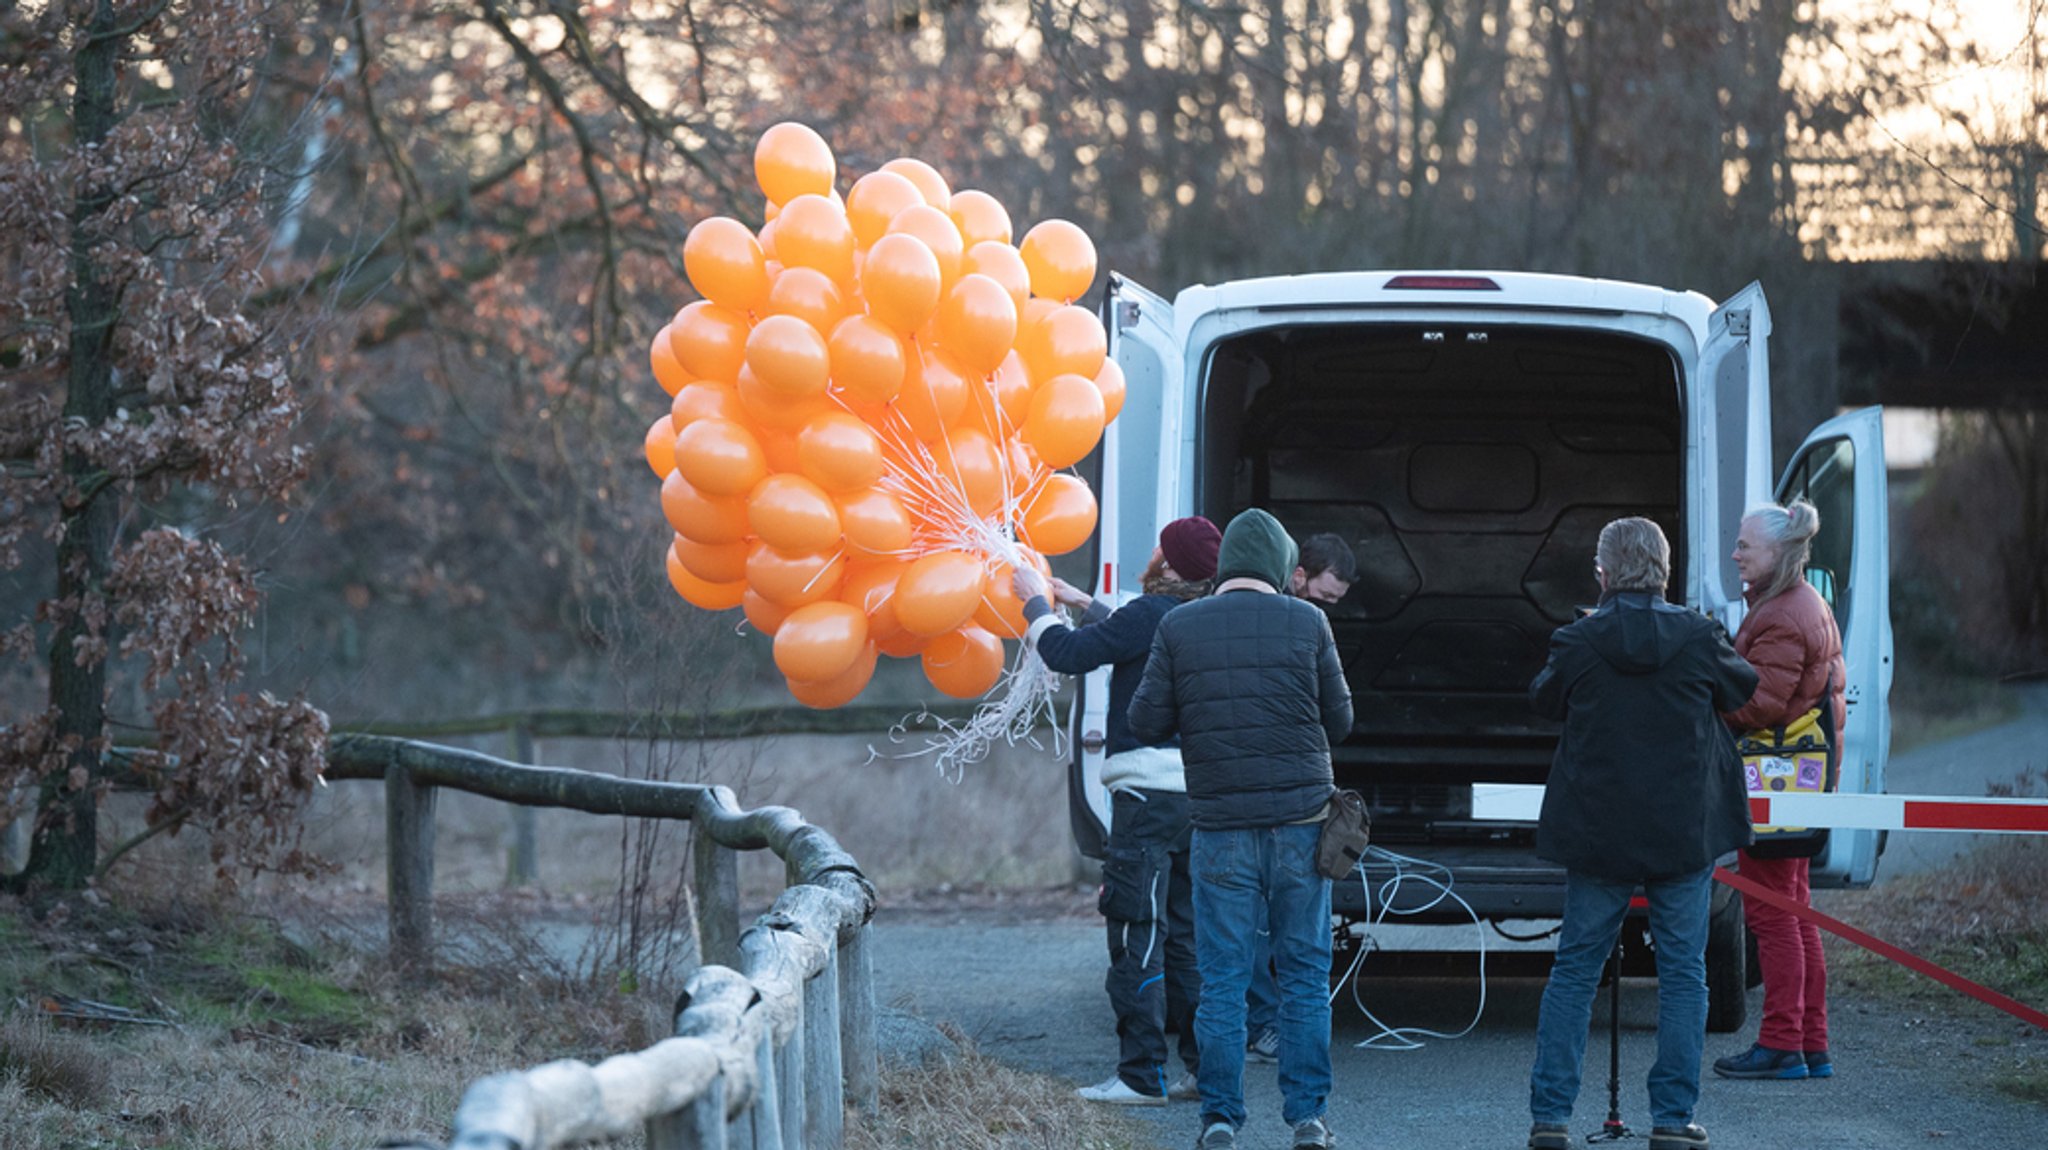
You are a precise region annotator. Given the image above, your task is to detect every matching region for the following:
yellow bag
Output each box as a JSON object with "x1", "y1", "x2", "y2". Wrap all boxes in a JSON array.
[{"x1": 1740, "y1": 702, "x2": 1835, "y2": 859}]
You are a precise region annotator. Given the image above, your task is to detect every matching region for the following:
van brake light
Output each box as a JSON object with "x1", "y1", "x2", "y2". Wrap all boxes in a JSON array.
[{"x1": 1384, "y1": 275, "x2": 1502, "y2": 291}]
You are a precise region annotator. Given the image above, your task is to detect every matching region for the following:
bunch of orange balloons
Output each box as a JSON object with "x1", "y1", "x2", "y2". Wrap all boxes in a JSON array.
[{"x1": 646, "y1": 122, "x2": 1123, "y2": 708}]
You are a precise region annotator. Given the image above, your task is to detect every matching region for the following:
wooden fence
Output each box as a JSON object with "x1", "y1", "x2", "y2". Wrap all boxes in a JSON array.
[{"x1": 326, "y1": 733, "x2": 880, "y2": 1150}]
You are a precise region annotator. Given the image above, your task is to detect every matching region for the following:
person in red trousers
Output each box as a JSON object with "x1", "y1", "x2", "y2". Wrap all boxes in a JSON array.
[{"x1": 1713, "y1": 498, "x2": 1845, "y2": 1081}]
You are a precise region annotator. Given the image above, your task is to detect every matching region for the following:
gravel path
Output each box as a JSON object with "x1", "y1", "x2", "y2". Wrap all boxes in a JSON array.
[{"x1": 872, "y1": 689, "x2": 2048, "y2": 1149}]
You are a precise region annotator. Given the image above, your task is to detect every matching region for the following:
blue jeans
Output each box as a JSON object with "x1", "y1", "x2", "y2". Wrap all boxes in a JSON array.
[
  {"x1": 1529, "y1": 867, "x2": 1713, "y2": 1129},
  {"x1": 1192, "y1": 824, "x2": 1332, "y2": 1130},
  {"x1": 1247, "y1": 928, "x2": 1278, "y2": 1034}
]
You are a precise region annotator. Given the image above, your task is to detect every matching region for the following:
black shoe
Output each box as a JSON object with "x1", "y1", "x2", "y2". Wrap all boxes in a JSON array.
[
  {"x1": 1528, "y1": 1121, "x2": 1575, "y2": 1150},
  {"x1": 1804, "y1": 1048, "x2": 1833, "y2": 1078},
  {"x1": 1648, "y1": 1124, "x2": 1710, "y2": 1150},
  {"x1": 1712, "y1": 1043, "x2": 1808, "y2": 1079}
]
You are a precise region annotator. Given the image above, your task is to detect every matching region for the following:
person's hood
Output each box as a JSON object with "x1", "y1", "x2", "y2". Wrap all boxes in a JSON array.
[
  {"x1": 1583, "y1": 590, "x2": 1690, "y2": 674},
  {"x1": 1214, "y1": 508, "x2": 1298, "y2": 591}
]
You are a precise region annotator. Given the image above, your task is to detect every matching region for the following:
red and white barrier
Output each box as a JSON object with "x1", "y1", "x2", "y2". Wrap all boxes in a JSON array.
[{"x1": 1471, "y1": 784, "x2": 2048, "y2": 833}]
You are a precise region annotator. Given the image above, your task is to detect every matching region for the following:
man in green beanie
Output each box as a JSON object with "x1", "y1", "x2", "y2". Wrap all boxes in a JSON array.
[{"x1": 1129, "y1": 507, "x2": 1355, "y2": 1150}]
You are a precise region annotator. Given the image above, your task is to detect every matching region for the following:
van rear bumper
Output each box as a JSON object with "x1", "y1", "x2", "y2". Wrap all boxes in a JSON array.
[{"x1": 1332, "y1": 842, "x2": 1568, "y2": 921}]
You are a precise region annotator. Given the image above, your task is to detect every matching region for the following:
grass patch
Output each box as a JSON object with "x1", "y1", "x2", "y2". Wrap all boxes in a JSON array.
[
  {"x1": 1825, "y1": 839, "x2": 2048, "y2": 1012},
  {"x1": 848, "y1": 1027, "x2": 1159, "y2": 1150},
  {"x1": 0, "y1": 889, "x2": 674, "y2": 1150}
]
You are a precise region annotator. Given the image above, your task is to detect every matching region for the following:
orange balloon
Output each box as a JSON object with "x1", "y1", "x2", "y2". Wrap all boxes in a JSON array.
[
  {"x1": 1018, "y1": 303, "x2": 1108, "y2": 384},
  {"x1": 673, "y1": 534, "x2": 750, "y2": 584},
  {"x1": 950, "y1": 190, "x2": 1014, "y2": 248},
  {"x1": 974, "y1": 556, "x2": 1036, "y2": 639},
  {"x1": 662, "y1": 471, "x2": 750, "y2": 543},
  {"x1": 764, "y1": 266, "x2": 847, "y2": 334},
  {"x1": 1019, "y1": 218, "x2": 1098, "y2": 302},
  {"x1": 1020, "y1": 473, "x2": 1098, "y2": 556},
  {"x1": 922, "y1": 624, "x2": 1005, "y2": 698},
  {"x1": 651, "y1": 328, "x2": 694, "y2": 396},
  {"x1": 786, "y1": 642, "x2": 878, "y2": 709},
  {"x1": 896, "y1": 349, "x2": 969, "y2": 443},
  {"x1": 773, "y1": 600, "x2": 870, "y2": 682},
  {"x1": 840, "y1": 559, "x2": 910, "y2": 642},
  {"x1": 875, "y1": 630, "x2": 929, "y2": 659},
  {"x1": 837, "y1": 488, "x2": 914, "y2": 555},
  {"x1": 758, "y1": 428, "x2": 804, "y2": 475},
  {"x1": 827, "y1": 315, "x2": 909, "y2": 405},
  {"x1": 963, "y1": 241, "x2": 1030, "y2": 315},
  {"x1": 936, "y1": 426, "x2": 1005, "y2": 519},
  {"x1": 992, "y1": 352, "x2": 1034, "y2": 425},
  {"x1": 887, "y1": 204, "x2": 965, "y2": 291},
  {"x1": 846, "y1": 170, "x2": 926, "y2": 249},
  {"x1": 797, "y1": 411, "x2": 885, "y2": 492},
  {"x1": 747, "y1": 473, "x2": 842, "y2": 553},
  {"x1": 861, "y1": 233, "x2": 943, "y2": 336},
  {"x1": 895, "y1": 550, "x2": 989, "y2": 637},
  {"x1": 1093, "y1": 357, "x2": 1127, "y2": 424},
  {"x1": 667, "y1": 543, "x2": 746, "y2": 610},
  {"x1": 671, "y1": 380, "x2": 747, "y2": 429},
  {"x1": 742, "y1": 587, "x2": 791, "y2": 636},
  {"x1": 668, "y1": 301, "x2": 751, "y2": 381},
  {"x1": 935, "y1": 273, "x2": 1019, "y2": 376},
  {"x1": 745, "y1": 314, "x2": 831, "y2": 399},
  {"x1": 645, "y1": 414, "x2": 677, "y2": 478},
  {"x1": 1007, "y1": 438, "x2": 1042, "y2": 497},
  {"x1": 774, "y1": 194, "x2": 857, "y2": 285},
  {"x1": 745, "y1": 542, "x2": 847, "y2": 608},
  {"x1": 684, "y1": 217, "x2": 770, "y2": 312},
  {"x1": 1024, "y1": 373, "x2": 1108, "y2": 469},
  {"x1": 755, "y1": 215, "x2": 780, "y2": 261},
  {"x1": 754, "y1": 122, "x2": 835, "y2": 206},
  {"x1": 880, "y1": 157, "x2": 951, "y2": 209},
  {"x1": 734, "y1": 367, "x2": 830, "y2": 433},
  {"x1": 673, "y1": 417, "x2": 767, "y2": 497}
]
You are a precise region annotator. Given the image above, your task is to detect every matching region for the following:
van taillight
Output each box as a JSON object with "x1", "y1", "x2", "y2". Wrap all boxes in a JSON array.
[{"x1": 1384, "y1": 275, "x2": 1502, "y2": 291}]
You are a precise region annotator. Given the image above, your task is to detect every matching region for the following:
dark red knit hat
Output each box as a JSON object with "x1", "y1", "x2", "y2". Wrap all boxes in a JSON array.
[{"x1": 1159, "y1": 516, "x2": 1222, "y2": 582}]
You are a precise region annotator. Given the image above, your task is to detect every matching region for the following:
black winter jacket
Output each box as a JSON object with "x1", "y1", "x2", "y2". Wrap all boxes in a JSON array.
[
  {"x1": 1530, "y1": 591, "x2": 1760, "y2": 882},
  {"x1": 1025, "y1": 593, "x2": 1180, "y2": 759},
  {"x1": 1127, "y1": 589, "x2": 1353, "y2": 829}
]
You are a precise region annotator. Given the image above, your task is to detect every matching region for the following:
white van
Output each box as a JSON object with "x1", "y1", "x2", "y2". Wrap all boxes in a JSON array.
[{"x1": 1073, "y1": 270, "x2": 1894, "y2": 1031}]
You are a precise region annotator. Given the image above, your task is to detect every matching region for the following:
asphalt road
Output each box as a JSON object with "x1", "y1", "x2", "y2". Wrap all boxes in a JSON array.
[{"x1": 871, "y1": 688, "x2": 2048, "y2": 1150}]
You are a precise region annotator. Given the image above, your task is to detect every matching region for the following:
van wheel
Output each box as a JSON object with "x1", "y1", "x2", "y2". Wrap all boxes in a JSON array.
[{"x1": 1706, "y1": 891, "x2": 1748, "y2": 1033}]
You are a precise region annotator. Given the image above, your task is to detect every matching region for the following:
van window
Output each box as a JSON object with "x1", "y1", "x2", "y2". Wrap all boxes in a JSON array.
[{"x1": 1780, "y1": 437, "x2": 1856, "y2": 636}]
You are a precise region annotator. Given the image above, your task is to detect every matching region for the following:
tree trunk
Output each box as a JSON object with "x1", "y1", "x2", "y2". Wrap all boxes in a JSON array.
[{"x1": 22, "y1": 0, "x2": 123, "y2": 891}]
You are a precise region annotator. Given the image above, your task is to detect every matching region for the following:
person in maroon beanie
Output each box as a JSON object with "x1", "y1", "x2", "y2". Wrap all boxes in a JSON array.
[{"x1": 1015, "y1": 516, "x2": 1221, "y2": 1106}]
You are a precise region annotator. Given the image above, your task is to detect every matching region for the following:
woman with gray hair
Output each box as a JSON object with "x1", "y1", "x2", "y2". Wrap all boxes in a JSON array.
[{"x1": 1712, "y1": 498, "x2": 1846, "y2": 1082}]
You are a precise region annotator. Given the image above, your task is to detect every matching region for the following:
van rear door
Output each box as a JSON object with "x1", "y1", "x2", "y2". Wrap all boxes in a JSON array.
[
  {"x1": 1065, "y1": 274, "x2": 1181, "y2": 858},
  {"x1": 1774, "y1": 406, "x2": 1892, "y2": 887},
  {"x1": 1700, "y1": 283, "x2": 1775, "y2": 626}
]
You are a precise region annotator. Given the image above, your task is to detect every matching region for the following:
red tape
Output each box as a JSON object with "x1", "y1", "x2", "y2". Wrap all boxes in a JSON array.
[{"x1": 1713, "y1": 866, "x2": 2048, "y2": 1032}]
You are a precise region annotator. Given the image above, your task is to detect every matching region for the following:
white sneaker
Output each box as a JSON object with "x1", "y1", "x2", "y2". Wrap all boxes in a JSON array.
[
  {"x1": 1197, "y1": 1122, "x2": 1237, "y2": 1148},
  {"x1": 1076, "y1": 1075, "x2": 1166, "y2": 1106},
  {"x1": 1168, "y1": 1070, "x2": 1200, "y2": 1101},
  {"x1": 1291, "y1": 1115, "x2": 1335, "y2": 1149}
]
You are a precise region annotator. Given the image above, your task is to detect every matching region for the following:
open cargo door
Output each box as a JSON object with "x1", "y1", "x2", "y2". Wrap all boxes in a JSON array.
[{"x1": 1775, "y1": 406, "x2": 1893, "y2": 887}]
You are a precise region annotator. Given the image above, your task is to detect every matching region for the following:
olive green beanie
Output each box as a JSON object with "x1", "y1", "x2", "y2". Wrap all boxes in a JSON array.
[{"x1": 1214, "y1": 508, "x2": 1298, "y2": 591}]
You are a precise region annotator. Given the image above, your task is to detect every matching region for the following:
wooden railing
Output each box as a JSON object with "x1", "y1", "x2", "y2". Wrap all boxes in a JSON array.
[{"x1": 328, "y1": 734, "x2": 880, "y2": 1150}]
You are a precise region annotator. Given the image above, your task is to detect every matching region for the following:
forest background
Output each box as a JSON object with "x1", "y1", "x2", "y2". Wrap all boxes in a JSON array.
[{"x1": 1, "y1": 0, "x2": 2044, "y2": 895}]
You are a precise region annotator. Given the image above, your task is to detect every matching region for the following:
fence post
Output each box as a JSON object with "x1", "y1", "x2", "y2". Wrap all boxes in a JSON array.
[
  {"x1": 505, "y1": 723, "x2": 538, "y2": 887},
  {"x1": 692, "y1": 822, "x2": 742, "y2": 971},
  {"x1": 777, "y1": 1000, "x2": 806, "y2": 1150},
  {"x1": 750, "y1": 1033, "x2": 785, "y2": 1150},
  {"x1": 385, "y1": 763, "x2": 437, "y2": 974},
  {"x1": 837, "y1": 923, "x2": 878, "y2": 1116},
  {"x1": 647, "y1": 1074, "x2": 726, "y2": 1150},
  {"x1": 803, "y1": 947, "x2": 844, "y2": 1149}
]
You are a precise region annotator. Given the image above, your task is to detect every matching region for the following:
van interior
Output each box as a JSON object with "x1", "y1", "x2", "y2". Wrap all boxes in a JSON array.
[{"x1": 1197, "y1": 322, "x2": 1687, "y2": 844}]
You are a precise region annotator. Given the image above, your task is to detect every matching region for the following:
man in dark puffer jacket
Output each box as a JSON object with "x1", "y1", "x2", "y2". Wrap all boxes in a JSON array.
[{"x1": 1129, "y1": 508, "x2": 1353, "y2": 1150}]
